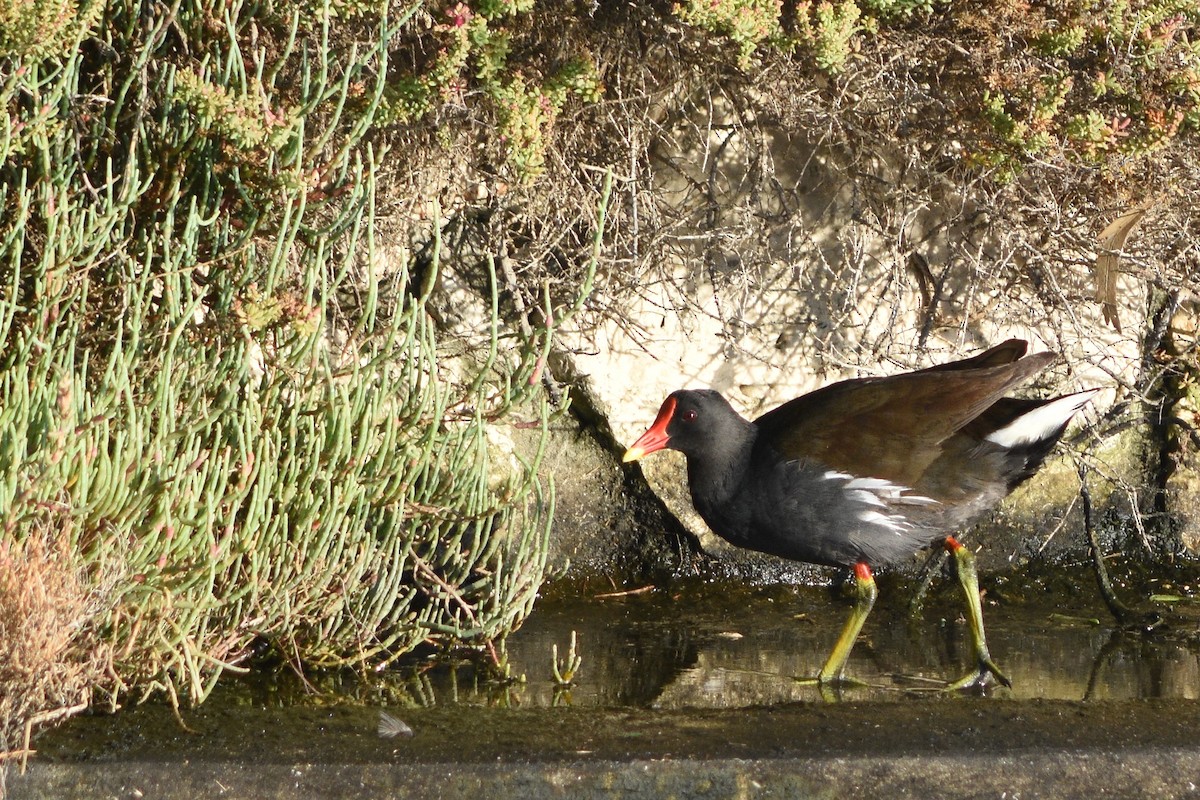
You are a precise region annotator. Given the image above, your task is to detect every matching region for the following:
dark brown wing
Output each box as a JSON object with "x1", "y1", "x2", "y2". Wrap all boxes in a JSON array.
[
  {"x1": 754, "y1": 341, "x2": 1056, "y2": 490},
  {"x1": 913, "y1": 339, "x2": 1028, "y2": 372}
]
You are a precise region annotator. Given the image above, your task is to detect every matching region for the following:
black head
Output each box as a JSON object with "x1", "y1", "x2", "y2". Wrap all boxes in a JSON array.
[{"x1": 623, "y1": 389, "x2": 749, "y2": 462}]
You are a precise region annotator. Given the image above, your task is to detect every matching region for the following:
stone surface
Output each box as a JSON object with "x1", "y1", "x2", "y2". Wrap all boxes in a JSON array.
[
  {"x1": 510, "y1": 418, "x2": 690, "y2": 583},
  {"x1": 1165, "y1": 297, "x2": 1200, "y2": 555}
]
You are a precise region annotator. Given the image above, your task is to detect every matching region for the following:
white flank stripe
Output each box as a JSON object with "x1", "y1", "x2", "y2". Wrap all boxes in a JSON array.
[
  {"x1": 859, "y1": 509, "x2": 908, "y2": 534},
  {"x1": 845, "y1": 476, "x2": 904, "y2": 496},
  {"x1": 895, "y1": 494, "x2": 940, "y2": 506},
  {"x1": 849, "y1": 489, "x2": 888, "y2": 508},
  {"x1": 847, "y1": 476, "x2": 938, "y2": 506},
  {"x1": 985, "y1": 389, "x2": 1099, "y2": 449},
  {"x1": 833, "y1": 474, "x2": 940, "y2": 507}
]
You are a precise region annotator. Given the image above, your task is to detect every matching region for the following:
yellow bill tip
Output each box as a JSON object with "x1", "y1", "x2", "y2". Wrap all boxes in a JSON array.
[{"x1": 622, "y1": 447, "x2": 646, "y2": 463}]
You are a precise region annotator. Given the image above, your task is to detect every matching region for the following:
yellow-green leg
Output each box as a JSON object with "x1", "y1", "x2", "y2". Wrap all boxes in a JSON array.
[
  {"x1": 945, "y1": 537, "x2": 1011, "y2": 690},
  {"x1": 817, "y1": 562, "x2": 877, "y2": 684}
]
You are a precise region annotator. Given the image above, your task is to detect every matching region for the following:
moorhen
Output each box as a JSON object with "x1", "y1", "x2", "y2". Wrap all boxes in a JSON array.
[{"x1": 623, "y1": 340, "x2": 1096, "y2": 689}]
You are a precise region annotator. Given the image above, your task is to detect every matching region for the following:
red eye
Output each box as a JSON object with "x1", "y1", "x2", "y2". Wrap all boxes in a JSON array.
[{"x1": 681, "y1": 409, "x2": 698, "y2": 423}]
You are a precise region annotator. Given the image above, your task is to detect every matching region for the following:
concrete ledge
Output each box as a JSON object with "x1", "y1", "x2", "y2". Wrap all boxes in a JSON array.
[
  {"x1": 15, "y1": 749, "x2": 1200, "y2": 800},
  {"x1": 13, "y1": 700, "x2": 1200, "y2": 799}
]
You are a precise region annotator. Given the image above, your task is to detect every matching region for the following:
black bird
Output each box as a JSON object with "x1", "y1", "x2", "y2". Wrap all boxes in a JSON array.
[{"x1": 623, "y1": 340, "x2": 1096, "y2": 689}]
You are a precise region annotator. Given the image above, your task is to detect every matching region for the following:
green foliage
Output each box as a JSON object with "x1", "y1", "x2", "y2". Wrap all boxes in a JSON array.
[
  {"x1": 488, "y1": 61, "x2": 602, "y2": 177},
  {"x1": 377, "y1": 2, "x2": 603, "y2": 180},
  {"x1": 795, "y1": 0, "x2": 863, "y2": 74},
  {"x1": 666, "y1": 0, "x2": 1196, "y2": 177},
  {"x1": 0, "y1": 0, "x2": 102, "y2": 59},
  {"x1": 550, "y1": 629, "x2": 581, "y2": 687},
  {"x1": 674, "y1": 0, "x2": 942, "y2": 74},
  {"x1": 1033, "y1": 74, "x2": 1073, "y2": 127},
  {"x1": 171, "y1": 68, "x2": 294, "y2": 151},
  {"x1": 1, "y1": 0, "x2": 606, "y2": 709},
  {"x1": 1032, "y1": 24, "x2": 1087, "y2": 57},
  {"x1": 476, "y1": 0, "x2": 533, "y2": 15},
  {"x1": 858, "y1": 0, "x2": 931, "y2": 15},
  {"x1": 981, "y1": 91, "x2": 1021, "y2": 145},
  {"x1": 470, "y1": 16, "x2": 513, "y2": 84},
  {"x1": 675, "y1": 0, "x2": 790, "y2": 68},
  {"x1": 382, "y1": 76, "x2": 431, "y2": 123},
  {"x1": 964, "y1": 0, "x2": 1200, "y2": 173},
  {"x1": 488, "y1": 75, "x2": 557, "y2": 178},
  {"x1": 1062, "y1": 109, "x2": 1116, "y2": 159},
  {"x1": 548, "y1": 59, "x2": 604, "y2": 106}
]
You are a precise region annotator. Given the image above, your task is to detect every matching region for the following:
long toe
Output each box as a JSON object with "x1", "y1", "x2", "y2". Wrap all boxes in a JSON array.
[
  {"x1": 794, "y1": 673, "x2": 877, "y2": 703},
  {"x1": 947, "y1": 657, "x2": 1012, "y2": 692},
  {"x1": 793, "y1": 673, "x2": 870, "y2": 689}
]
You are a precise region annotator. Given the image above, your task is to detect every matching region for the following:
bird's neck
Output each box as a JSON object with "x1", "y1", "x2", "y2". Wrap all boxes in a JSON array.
[{"x1": 686, "y1": 423, "x2": 757, "y2": 514}]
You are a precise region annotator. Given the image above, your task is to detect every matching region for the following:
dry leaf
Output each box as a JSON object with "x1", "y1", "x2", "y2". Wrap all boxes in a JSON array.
[{"x1": 1095, "y1": 198, "x2": 1156, "y2": 333}]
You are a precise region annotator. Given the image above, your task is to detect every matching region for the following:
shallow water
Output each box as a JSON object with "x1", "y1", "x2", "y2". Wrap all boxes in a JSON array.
[
  {"x1": 24, "y1": 574, "x2": 1200, "y2": 772},
  {"x1": 105, "y1": 576, "x2": 1197, "y2": 716},
  {"x1": 27, "y1": 575, "x2": 1200, "y2": 800},
  {"x1": 402, "y1": 581, "x2": 1200, "y2": 709}
]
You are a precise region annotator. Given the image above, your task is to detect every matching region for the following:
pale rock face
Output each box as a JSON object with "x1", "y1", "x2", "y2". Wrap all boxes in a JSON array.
[
  {"x1": 552, "y1": 105, "x2": 1142, "y2": 574},
  {"x1": 420, "y1": 95, "x2": 1148, "y2": 579},
  {"x1": 566, "y1": 273, "x2": 1134, "y2": 573}
]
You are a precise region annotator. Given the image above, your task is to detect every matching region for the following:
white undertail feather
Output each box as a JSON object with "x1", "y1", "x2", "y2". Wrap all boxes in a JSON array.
[
  {"x1": 984, "y1": 389, "x2": 1099, "y2": 449},
  {"x1": 823, "y1": 389, "x2": 1097, "y2": 538}
]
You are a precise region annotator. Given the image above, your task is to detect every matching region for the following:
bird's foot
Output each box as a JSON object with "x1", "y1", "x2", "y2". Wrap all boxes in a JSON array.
[
  {"x1": 792, "y1": 674, "x2": 871, "y2": 689},
  {"x1": 888, "y1": 672, "x2": 948, "y2": 691},
  {"x1": 793, "y1": 673, "x2": 872, "y2": 702},
  {"x1": 945, "y1": 656, "x2": 1012, "y2": 692}
]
